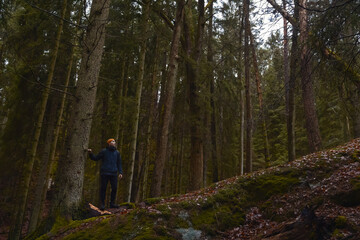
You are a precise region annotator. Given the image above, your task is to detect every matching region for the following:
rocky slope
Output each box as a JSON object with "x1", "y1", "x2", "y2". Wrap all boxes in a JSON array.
[{"x1": 30, "y1": 139, "x2": 360, "y2": 240}]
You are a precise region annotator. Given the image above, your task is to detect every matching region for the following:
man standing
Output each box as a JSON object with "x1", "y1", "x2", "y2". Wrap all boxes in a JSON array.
[{"x1": 88, "y1": 138, "x2": 123, "y2": 210}]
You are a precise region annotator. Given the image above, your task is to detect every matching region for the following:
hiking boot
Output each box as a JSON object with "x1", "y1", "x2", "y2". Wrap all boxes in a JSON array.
[
  {"x1": 100, "y1": 203, "x2": 105, "y2": 211},
  {"x1": 110, "y1": 203, "x2": 119, "y2": 208}
]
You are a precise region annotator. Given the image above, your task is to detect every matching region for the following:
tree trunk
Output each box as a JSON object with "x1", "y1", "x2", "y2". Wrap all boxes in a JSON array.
[
  {"x1": 184, "y1": 0, "x2": 205, "y2": 191},
  {"x1": 10, "y1": 1, "x2": 67, "y2": 238},
  {"x1": 136, "y1": 36, "x2": 161, "y2": 202},
  {"x1": 244, "y1": 0, "x2": 252, "y2": 173},
  {"x1": 51, "y1": 0, "x2": 110, "y2": 217},
  {"x1": 285, "y1": 0, "x2": 297, "y2": 162},
  {"x1": 114, "y1": 55, "x2": 126, "y2": 142},
  {"x1": 127, "y1": 0, "x2": 150, "y2": 202},
  {"x1": 238, "y1": 7, "x2": 245, "y2": 175},
  {"x1": 27, "y1": 99, "x2": 58, "y2": 234},
  {"x1": 206, "y1": 0, "x2": 216, "y2": 184},
  {"x1": 299, "y1": 0, "x2": 322, "y2": 152},
  {"x1": 150, "y1": 0, "x2": 185, "y2": 198}
]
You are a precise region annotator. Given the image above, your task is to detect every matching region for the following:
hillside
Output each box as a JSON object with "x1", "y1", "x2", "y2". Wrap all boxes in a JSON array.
[{"x1": 30, "y1": 139, "x2": 360, "y2": 240}]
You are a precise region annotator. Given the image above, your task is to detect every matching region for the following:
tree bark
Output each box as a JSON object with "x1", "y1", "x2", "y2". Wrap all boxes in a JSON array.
[
  {"x1": 51, "y1": 0, "x2": 111, "y2": 217},
  {"x1": 238, "y1": 6, "x2": 245, "y2": 175},
  {"x1": 244, "y1": 0, "x2": 252, "y2": 173},
  {"x1": 184, "y1": 0, "x2": 205, "y2": 191},
  {"x1": 127, "y1": 0, "x2": 150, "y2": 202},
  {"x1": 299, "y1": 0, "x2": 322, "y2": 152},
  {"x1": 150, "y1": 0, "x2": 185, "y2": 197},
  {"x1": 287, "y1": 0, "x2": 298, "y2": 162},
  {"x1": 137, "y1": 36, "x2": 160, "y2": 202},
  {"x1": 10, "y1": 0, "x2": 67, "y2": 238}
]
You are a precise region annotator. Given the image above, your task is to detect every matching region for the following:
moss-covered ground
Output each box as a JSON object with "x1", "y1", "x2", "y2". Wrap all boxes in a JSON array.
[{"x1": 30, "y1": 139, "x2": 360, "y2": 239}]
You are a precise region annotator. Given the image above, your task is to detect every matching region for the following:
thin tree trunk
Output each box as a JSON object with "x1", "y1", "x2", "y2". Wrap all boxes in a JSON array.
[
  {"x1": 244, "y1": 0, "x2": 252, "y2": 173},
  {"x1": 51, "y1": 0, "x2": 111, "y2": 217},
  {"x1": 10, "y1": 1, "x2": 67, "y2": 238},
  {"x1": 205, "y1": 0, "x2": 214, "y2": 185},
  {"x1": 209, "y1": 0, "x2": 218, "y2": 181},
  {"x1": 249, "y1": 30, "x2": 270, "y2": 166},
  {"x1": 238, "y1": 7, "x2": 245, "y2": 175},
  {"x1": 115, "y1": 55, "x2": 126, "y2": 142},
  {"x1": 127, "y1": 0, "x2": 150, "y2": 202},
  {"x1": 118, "y1": 58, "x2": 130, "y2": 151},
  {"x1": 150, "y1": 0, "x2": 185, "y2": 197},
  {"x1": 137, "y1": 36, "x2": 161, "y2": 202},
  {"x1": 287, "y1": 0, "x2": 298, "y2": 162},
  {"x1": 299, "y1": 0, "x2": 322, "y2": 152},
  {"x1": 27, "y1": 100, "x2": 58, "y2": 234}
]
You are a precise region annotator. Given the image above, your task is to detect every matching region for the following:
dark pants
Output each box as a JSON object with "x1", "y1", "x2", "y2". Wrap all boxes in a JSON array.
[{"x1": 100, "y1": 174, "x2": 118, "y2": 205}]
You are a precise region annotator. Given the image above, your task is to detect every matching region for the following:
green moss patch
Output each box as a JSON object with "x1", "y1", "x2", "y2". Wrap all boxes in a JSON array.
[{"x1": 243, "y1": 172, "x2": 300, "y2": 202}]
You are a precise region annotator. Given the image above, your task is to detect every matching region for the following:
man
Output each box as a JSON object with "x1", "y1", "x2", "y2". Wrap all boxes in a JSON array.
[{"x1": 88, "y1": 138, "x2": 123, "y2": 210}]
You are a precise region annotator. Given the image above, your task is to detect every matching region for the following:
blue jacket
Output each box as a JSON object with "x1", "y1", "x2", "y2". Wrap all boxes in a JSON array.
[{"x1": 89, "y1": 146, "x2": 123, "y2": 175}]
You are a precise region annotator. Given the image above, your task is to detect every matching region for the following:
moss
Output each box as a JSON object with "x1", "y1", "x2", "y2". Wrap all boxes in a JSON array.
[
  {"x1": 351, "y1": 150, "x2": 360, "y2": 162},
  {"x1": 144, "y1": 197, "x2": 162, "y2": 205},
  {"x1": 212, "y1": 187, "x2": 244, "y2": 205},
  {"x1": 332, "y1": 229, "x2": 344, "y2": 238},
  {"x1": 243, "y1": 173, "x2": 300, "y2": 202},
  {"x1": 191, "y1": 208, "x2": 216, "y2": 228},
  {"x1": 173, "y1": 216, "x2": 190, "y2": 229},
  {"x1": 191, "y1": 204, "x2": 245, "y2": 234},
  {"x1": 177, "y1": 200, "x2": 197, "y2": 210},
  {"x1": 120, "y1": 202, "x2": 136, "y2": 209},
  {"x1": 335, "y1": 216, "x2": 347, "y2": 229}
]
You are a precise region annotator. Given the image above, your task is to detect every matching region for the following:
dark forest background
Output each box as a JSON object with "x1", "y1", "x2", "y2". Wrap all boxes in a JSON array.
[{"x1": 0, "y1": 0, "x2": 359, "y2": 239}]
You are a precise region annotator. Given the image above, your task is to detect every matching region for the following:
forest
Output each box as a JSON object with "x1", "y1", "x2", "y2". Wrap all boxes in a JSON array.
[{"x1": 0, "y1": 0, "x2": 359, "y2": 239}]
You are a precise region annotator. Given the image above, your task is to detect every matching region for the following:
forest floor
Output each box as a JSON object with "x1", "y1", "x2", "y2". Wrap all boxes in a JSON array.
[{"x1": 7, "y1": 139, "x2": 360, "y2": 239}]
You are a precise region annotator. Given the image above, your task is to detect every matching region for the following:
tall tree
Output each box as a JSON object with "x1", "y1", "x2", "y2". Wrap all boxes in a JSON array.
[
  {"x1": 184, "y1": 0, "x2": 206, "y2": 191},
  {"x1": 283, "y1": 0, "x2": 296, "y2": 162},
  {"x1": 52, "y1": 0, "x2": 111, "y2": 217},
  {"x1": 299, "y1": 0, "x2": 322, "y2": 152},
  {"x1": 244, "y1": 0, "x2": 252, "y2": 173},
  {"x1": 150, "y1": 0, "x2": 185, "y2": 197},
  {"x1": 127, "y1": 0, "x2": 150, "y2": 203}
]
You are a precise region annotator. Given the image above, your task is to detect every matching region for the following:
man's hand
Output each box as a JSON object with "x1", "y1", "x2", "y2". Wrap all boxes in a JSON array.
[{"x1": 118, "y1": 174, "x2": 123, "y2": 180}]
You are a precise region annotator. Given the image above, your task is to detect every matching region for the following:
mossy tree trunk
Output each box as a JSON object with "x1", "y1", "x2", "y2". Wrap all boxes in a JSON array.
[
  {"x1": 51, "y1": 0, "x2": 111, "y2": 217},
  {"x1": 184, "y1": 0, "x2": 205, "y2": 191}
]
